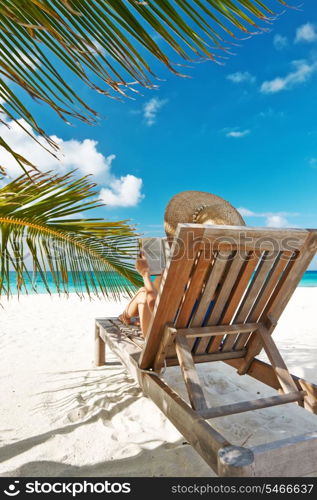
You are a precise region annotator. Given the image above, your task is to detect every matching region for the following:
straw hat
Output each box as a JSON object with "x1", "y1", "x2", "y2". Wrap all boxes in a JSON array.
[{"x1": 164, "y1": 190, "x2": 245, "y2": 237}]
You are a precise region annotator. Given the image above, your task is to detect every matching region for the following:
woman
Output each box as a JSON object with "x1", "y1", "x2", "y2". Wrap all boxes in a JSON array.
[{"x1": 119, "y1": 190, "x2": 245, "y2": 337}]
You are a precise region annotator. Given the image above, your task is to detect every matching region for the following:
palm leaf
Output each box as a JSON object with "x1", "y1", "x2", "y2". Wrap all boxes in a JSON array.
[
  {"x1": 0, "y1": 171, "x2": 142, "y2": 300},
  {"x1": 0, "y1": 0, "x2": 288, "y2": 173},
  {"x1": 0, "y1": 136, "x2": 40, "y2": 175}
]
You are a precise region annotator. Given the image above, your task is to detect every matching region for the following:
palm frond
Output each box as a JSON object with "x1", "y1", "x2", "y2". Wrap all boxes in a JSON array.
[
  {"x1": 0, "y1": 136, "x2": 40, "y2": 175},
  {"x1": 0, "y1": 0, "x2": 288, "y2": 173},
  {"x1": 0, "y1": 171, "x2": 142, "y2": 300}
]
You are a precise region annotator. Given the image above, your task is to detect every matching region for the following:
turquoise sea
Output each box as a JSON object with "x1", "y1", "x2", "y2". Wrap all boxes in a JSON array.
[
  {"x1": 1, "y1": 271, "x2": 135, "y2": 295},
  {"x1": 300, "y1": 271, "x2": 317, "y2": 287},
  {"x1": 1, "y1": 270, "x2": 317, "y2": 295}
]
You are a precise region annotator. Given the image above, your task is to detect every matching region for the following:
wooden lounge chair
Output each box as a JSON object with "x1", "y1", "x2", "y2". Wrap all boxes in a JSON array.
[{"x1": 95, "y1": 224, "x2": 317, "y2": 477}]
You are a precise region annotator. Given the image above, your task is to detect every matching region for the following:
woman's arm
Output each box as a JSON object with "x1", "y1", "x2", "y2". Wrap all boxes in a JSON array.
[{"x1": 135, "y1": 252, "x2": 157, "y2": 295}]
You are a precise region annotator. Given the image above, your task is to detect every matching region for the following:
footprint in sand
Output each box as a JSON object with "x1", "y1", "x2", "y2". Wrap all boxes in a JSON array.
[{"x1": 66, "y1": 405, "x2": 89, "y2": 423}]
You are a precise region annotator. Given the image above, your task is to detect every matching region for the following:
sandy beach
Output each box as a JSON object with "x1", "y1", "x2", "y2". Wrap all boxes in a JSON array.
[{"x1": 0, "y1": 288, "x2": 316, "y2": 477}]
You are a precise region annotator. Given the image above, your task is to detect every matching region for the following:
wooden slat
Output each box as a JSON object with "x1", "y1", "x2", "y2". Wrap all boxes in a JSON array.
[
  {"x1": 177, "y1": 322, "x2": 260, "y2": 338},
  {"x1": 218, "y1": 252, "x2": 260, "y2": 324},
  {"x1": 189, "y1": 251, "x2": 230, "y2": 352},
  {"x1": 250, "y1": 432, "x2": 317, "y2": 477},
  {"x1": 173, "y1": 250, "x2": 212, "y2": 354},
  {"x1": 109, "y1": 318, "x2": 144, "y2": 349},
  {"x1": 198, "y1": 392, "x2": 306, "y2": 420},
  {"x1": 219, "y1": 432, "x2": 317, "y2": 477},
  {"x1": 153, "y1": 324, "x2": 176, "y2": 372},
  {"x1": 247, "y1": 251, "x2": 293, "y2": 322},
  {"x1": 299, "y1": 380, "x2": 317, "y2": 413},
  {"x1": 195, "y1": 251, "x2": 246, "y2": 354},
  {"x1": 266, "y1": 231, "x2": 317, "y2": 321},
  {"x1": 190, "y1": 251, "x2": 230, "y2": 328},
  {"x1": 221, "y1": 251, "x2": 278, "y2": 352},
  {"x1": 166, "y1": 349, "x2": 246, "y2": 366},
  {"x1": 139, "y1": 227, "x2": 204, "y2": 369},
  {"x1": 192, "y1": 223, "x2": 309, "y2": 251},
  {"x1": 207, "y1": 251, "x2": 260, "y2": 354},
  {"x1": 175, "y1": 334, "x2": 208, "y2": 411},
  {"x1": 111, "y1": 317, "x2": 143, "y2": 337},
  {"x1": 240, "y1": 230, "x2": 317, "y2": 373},
  {"x1": 175, "y1": 251, "x2": 210, "y2": 328},
  {"x1": 233, "y1": 251, "x2": 292, "y2": 351},
  {"x1": 257, "y1": 325, "x2": 299, "y2": 393}
]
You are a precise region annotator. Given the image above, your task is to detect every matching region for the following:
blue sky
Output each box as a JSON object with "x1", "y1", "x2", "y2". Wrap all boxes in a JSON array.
[{"x1": 1, "y1": 0, "x2": 317, "y2": 268}]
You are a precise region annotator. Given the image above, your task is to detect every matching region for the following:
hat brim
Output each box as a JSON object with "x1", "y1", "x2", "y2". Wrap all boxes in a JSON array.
[{"x1": 164, "y1": 190, "x2": 245, "y2": 237}]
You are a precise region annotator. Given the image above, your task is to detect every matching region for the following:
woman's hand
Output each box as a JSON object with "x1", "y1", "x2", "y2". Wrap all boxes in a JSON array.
[{"x1": 135, "y1": 252, "x2": 150, "y2": 277}]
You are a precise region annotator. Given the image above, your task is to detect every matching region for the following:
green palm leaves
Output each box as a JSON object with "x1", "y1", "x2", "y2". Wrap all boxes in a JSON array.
[
  {"x1": 0, "y1": 172, "x2": 142, "y2": 299},
  {"x1": 0, "y1": 0, "x2": 287, "y2": 172}
]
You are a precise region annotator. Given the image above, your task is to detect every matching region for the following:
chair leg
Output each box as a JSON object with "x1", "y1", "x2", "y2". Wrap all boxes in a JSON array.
[
  {"x1": 95, "y1": 323, "x2": 106, "y2": 366},
  {"x1": 256, "y1": 325, "x2": 298, "y2": 394},
  {"x1": 175, "y1": 334, "x2": 208, "y2": 411}
]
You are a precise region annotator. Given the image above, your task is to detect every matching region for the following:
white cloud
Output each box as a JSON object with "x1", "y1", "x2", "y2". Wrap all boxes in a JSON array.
[
  {"x1": 143, "y1": 97, "x2": 167, "y2": 126},
  {"x1": 0, "y1": 119, "x2": 112, "y2": 178},
  {"x1": 226, "y1": 129, "x2": 250, "y2": 138},
  {"x1": 238, "y1": 208, "x2": 298, "y2": 228},
  {"x1": 100, "y1": 175, "x2": 144, "y2": 207},
  {"x1": 52, "y1": 136, "x2": 117, "y2": 178},
  {"x1": 238, "y1": 208, "x2": 255, "y2": 217},
  {"x1": 226, "y1": 71, "x2": 255, "y2": 84},
  {"x1": 260, "y1": 59, "x2": 317, "y2": 94},
  {"x1": 266, "y1": 215, "x2": 289, "y2": 227},
  {"x1": 295, "y1": 23, "x2": 317, "y2": 43},
  {"x1": 258, "y1": 108, "x2": 284, "y2": 119},
  {"x1": 0, "y1": 118, "x2": 144, "y2": 207},
  {"x1": 273, "y1": 34, "x2": 288, "y2": 50}
]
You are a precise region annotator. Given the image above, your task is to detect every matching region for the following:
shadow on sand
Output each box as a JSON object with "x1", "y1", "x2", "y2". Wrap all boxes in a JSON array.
[{"x1": 0, "y1": 438, "x2": 212, "y2": 477}]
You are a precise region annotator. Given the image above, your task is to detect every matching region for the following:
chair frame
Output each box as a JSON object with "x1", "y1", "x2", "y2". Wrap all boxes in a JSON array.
[{"x1": 95, "y1": 224, "x2": 317, "y2": 477}]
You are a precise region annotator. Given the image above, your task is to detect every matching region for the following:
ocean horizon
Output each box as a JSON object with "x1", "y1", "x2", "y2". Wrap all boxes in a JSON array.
[{"x1": 1, "y1": 270, "x2": 317, "y2": 295}]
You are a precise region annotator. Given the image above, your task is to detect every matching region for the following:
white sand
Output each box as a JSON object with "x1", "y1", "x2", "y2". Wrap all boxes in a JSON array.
[{"x1": 0, "y1": 288, "x2": 316, "y2": 477}]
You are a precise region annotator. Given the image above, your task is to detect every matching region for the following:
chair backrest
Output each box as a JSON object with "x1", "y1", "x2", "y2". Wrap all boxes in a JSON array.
[{"x1": 139, "y1": 224, "x2": 317, "y2": 370}]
